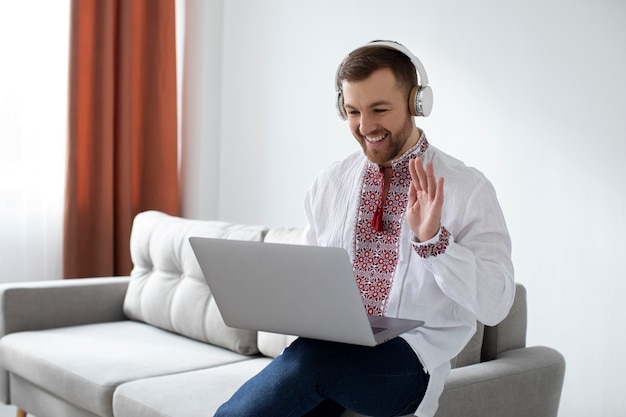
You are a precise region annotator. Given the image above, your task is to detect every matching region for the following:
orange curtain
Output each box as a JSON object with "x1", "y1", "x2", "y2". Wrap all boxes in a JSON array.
[{"x1": 64, "y1": 0, "x2": 180, "y2": 278}]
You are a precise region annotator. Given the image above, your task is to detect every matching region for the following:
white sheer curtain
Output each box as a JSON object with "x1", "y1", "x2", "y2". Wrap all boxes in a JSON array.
[{"x1": 0, "y1": 1, "x2": 70, "y2": 283}]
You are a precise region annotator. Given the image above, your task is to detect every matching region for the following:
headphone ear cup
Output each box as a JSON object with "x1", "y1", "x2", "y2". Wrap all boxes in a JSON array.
[
  {"x1": 336, "y1": 90, "x2": 348, "y2": 121},
  {"x1": 410, "y1": 85, "x2": 433, "y2": 117}
]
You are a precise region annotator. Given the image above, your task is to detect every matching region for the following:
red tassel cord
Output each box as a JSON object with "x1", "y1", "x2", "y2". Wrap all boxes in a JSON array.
[
  {"x1": 371, "y1": 206, "x2": 384, "y2": 232},
  {"x1": 370, "y1": 166, "x2": 391, "y2": 232}
]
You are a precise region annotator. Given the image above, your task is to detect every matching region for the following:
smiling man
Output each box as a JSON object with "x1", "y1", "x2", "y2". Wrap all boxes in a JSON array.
[{"x1": 215, "y1": 41, "x2": 515, "y2": 417}]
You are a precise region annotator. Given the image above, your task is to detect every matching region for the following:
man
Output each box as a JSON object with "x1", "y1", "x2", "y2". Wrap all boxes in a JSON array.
[{"x1": 215, "y1": 40, "x2": 515, "y2": 417}]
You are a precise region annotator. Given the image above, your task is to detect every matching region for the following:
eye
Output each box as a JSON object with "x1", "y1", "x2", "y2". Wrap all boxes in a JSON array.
[
  {"x1": 347, "y1": 110, "x2": 360, "y2": 116},
  {"x1": 374, "y1": 108, "x2": 389, "y2": 114}
]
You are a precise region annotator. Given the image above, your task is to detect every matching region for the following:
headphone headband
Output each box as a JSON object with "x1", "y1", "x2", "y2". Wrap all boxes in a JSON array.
[{"x1": 335, "y1": 40, "x2": 433, "y2": 119}]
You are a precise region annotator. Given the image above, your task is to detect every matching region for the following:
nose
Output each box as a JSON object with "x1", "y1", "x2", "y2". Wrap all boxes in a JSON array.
[{"x1": 358, "y1": 112, "x2": 376, "y2": 136}]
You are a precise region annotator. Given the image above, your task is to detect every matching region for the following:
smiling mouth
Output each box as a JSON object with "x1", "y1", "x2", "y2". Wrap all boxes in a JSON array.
[{"x1": 365, "y1": 133, "x2": 387, "y2": 143}]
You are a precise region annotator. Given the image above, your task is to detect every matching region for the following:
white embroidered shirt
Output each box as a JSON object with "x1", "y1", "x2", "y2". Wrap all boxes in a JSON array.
[{"x1": 303, "y1": 133, "x2": 515, "y2": 417}]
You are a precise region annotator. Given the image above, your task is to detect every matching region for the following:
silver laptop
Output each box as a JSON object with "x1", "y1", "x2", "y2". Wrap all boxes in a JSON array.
[{"x1": 189, "y1": 237, "x2": 423, "y2": 346}]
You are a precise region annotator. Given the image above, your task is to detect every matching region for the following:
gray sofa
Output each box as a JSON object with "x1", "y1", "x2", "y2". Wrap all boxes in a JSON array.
[{"x1": 0, "y1": 211, "x2": 565, "y2": 417}]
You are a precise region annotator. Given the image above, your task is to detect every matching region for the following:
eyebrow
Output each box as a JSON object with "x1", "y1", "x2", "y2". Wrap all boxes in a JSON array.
[{"x1": 344, "y1": 100, "x2": 393, "y2": 110}]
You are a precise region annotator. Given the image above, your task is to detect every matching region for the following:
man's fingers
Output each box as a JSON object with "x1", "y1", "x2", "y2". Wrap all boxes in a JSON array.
[
  {"x1": 411, "y1": 157, "x2": 429, "y2": 192},
  {"x1": 409, "y1": 158, "x2": 420, "y2": 191},
  {"x1": 408, "y1": 180, "x2": 417, "y2": 206},
  {"x1": 411, "y1": 158, "x2": 442, "y2": 203},
  {"x1": 426, "y1": 161, "x2": 437, "y2": 199}
]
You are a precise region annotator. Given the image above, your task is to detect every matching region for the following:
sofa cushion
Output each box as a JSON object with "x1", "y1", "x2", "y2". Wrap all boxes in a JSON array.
[
  {"x1": 124, "y1": 211, "x2": 268, "y2": 354},
  {"x1": 257, "y1": 332, "x2": 298, "y2": 358},
  {"x1": 113, "y1": 358, "x2": 273, "y2": 417},
  {"x1": 264, "y1": 227, "x2": 305, "y2": 245},
  {"x1": 0, "y1": 321, "x2": 253, "y2": 417}
]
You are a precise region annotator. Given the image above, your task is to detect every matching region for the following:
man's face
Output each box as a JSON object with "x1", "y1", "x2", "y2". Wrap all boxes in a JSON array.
[{"x1": 342, "y1": 67, "x2": 417, "y2": 166}]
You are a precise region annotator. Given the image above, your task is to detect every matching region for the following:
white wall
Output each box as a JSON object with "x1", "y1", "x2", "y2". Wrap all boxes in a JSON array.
[{"x1": 180, "y1": 0, "x2": 626, "y2": 415}]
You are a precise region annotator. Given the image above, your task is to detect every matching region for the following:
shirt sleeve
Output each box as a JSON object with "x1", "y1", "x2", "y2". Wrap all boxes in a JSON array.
[{"x1": 411, "y1": 178, "x2": 515, "y2": 326}]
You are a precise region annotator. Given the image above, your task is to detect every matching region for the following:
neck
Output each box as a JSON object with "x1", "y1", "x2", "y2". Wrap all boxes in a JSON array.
[{"x1": 403, "y1": 127, "x2": 422, "y2": 153}]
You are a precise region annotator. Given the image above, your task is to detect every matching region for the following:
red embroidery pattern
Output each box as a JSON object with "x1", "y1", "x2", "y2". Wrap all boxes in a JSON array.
[
  {"x1": 415, "y1": 226, "x2": 450, "y2": 258},
  {"x1": 352, "y1": 137, "x2": 428, "y2": 316}
]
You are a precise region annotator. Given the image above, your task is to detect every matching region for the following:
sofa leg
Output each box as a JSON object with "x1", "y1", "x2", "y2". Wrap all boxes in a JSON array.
[{"x1": 16, "y1": 408, "x2": 27, "y2": 417}]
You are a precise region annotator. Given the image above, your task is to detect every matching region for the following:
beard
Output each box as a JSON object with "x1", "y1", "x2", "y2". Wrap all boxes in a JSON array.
[{"x1": 359, "y1": 116, "x2": 416, "y2": 165}]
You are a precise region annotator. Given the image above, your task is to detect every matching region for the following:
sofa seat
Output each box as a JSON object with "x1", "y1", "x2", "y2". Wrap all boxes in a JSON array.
[
  {"x1": 112, "y1": 358, "x2": 272, "y2": 417},
  {"x1": 99, "y1": 345, "x2": 567, "y2": 417},
  {"x1": 113, "y1": 357, "x2": 412, "y2": 417},
  {"x1": 0, "y1": 320, "x2": 254, "y2": 417}
]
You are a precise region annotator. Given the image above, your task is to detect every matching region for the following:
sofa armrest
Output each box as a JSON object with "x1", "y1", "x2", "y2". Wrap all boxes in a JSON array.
[
  {"x1": 435, "y1": 346, "x2": 566, "y2": 417},
  {"x1": 0, "y1": 277, "x2": 130, "y2": 336}
]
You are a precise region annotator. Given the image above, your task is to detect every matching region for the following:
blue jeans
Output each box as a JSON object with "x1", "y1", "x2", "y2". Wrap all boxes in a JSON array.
[{"x1": 215, "y1": 337, "x2": 428, "y2": 417}]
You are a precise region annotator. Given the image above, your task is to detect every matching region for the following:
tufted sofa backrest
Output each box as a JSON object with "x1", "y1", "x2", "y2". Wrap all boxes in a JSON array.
[{"x1": 123, "y1": 211, "x2": 268, "y2": 355}]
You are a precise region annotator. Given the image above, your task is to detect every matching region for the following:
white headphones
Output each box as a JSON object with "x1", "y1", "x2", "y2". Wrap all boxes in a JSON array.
[{"x1": 335, "y1": 41, "x2": 433, "y2": 120}]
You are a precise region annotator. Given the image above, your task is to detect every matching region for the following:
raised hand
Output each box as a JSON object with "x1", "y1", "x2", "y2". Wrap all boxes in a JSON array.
[{"x1": 407, "y1": 157, "x2": 444, "y2": 242}]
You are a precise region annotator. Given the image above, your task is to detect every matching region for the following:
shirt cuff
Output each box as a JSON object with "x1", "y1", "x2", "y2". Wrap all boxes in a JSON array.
[{"x1": 412, "y1": 226, "x2": 451, "y2": 259}]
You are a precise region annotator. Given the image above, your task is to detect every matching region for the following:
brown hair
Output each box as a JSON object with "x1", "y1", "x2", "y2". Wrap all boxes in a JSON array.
[{"x1": 336, "y1": 43, "x2": 417, "y2": 95}]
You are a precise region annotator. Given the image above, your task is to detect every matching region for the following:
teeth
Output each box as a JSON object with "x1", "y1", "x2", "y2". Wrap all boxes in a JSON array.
[{"x1": 366, "y1": 134, "x2": 386, "y2": 143}]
